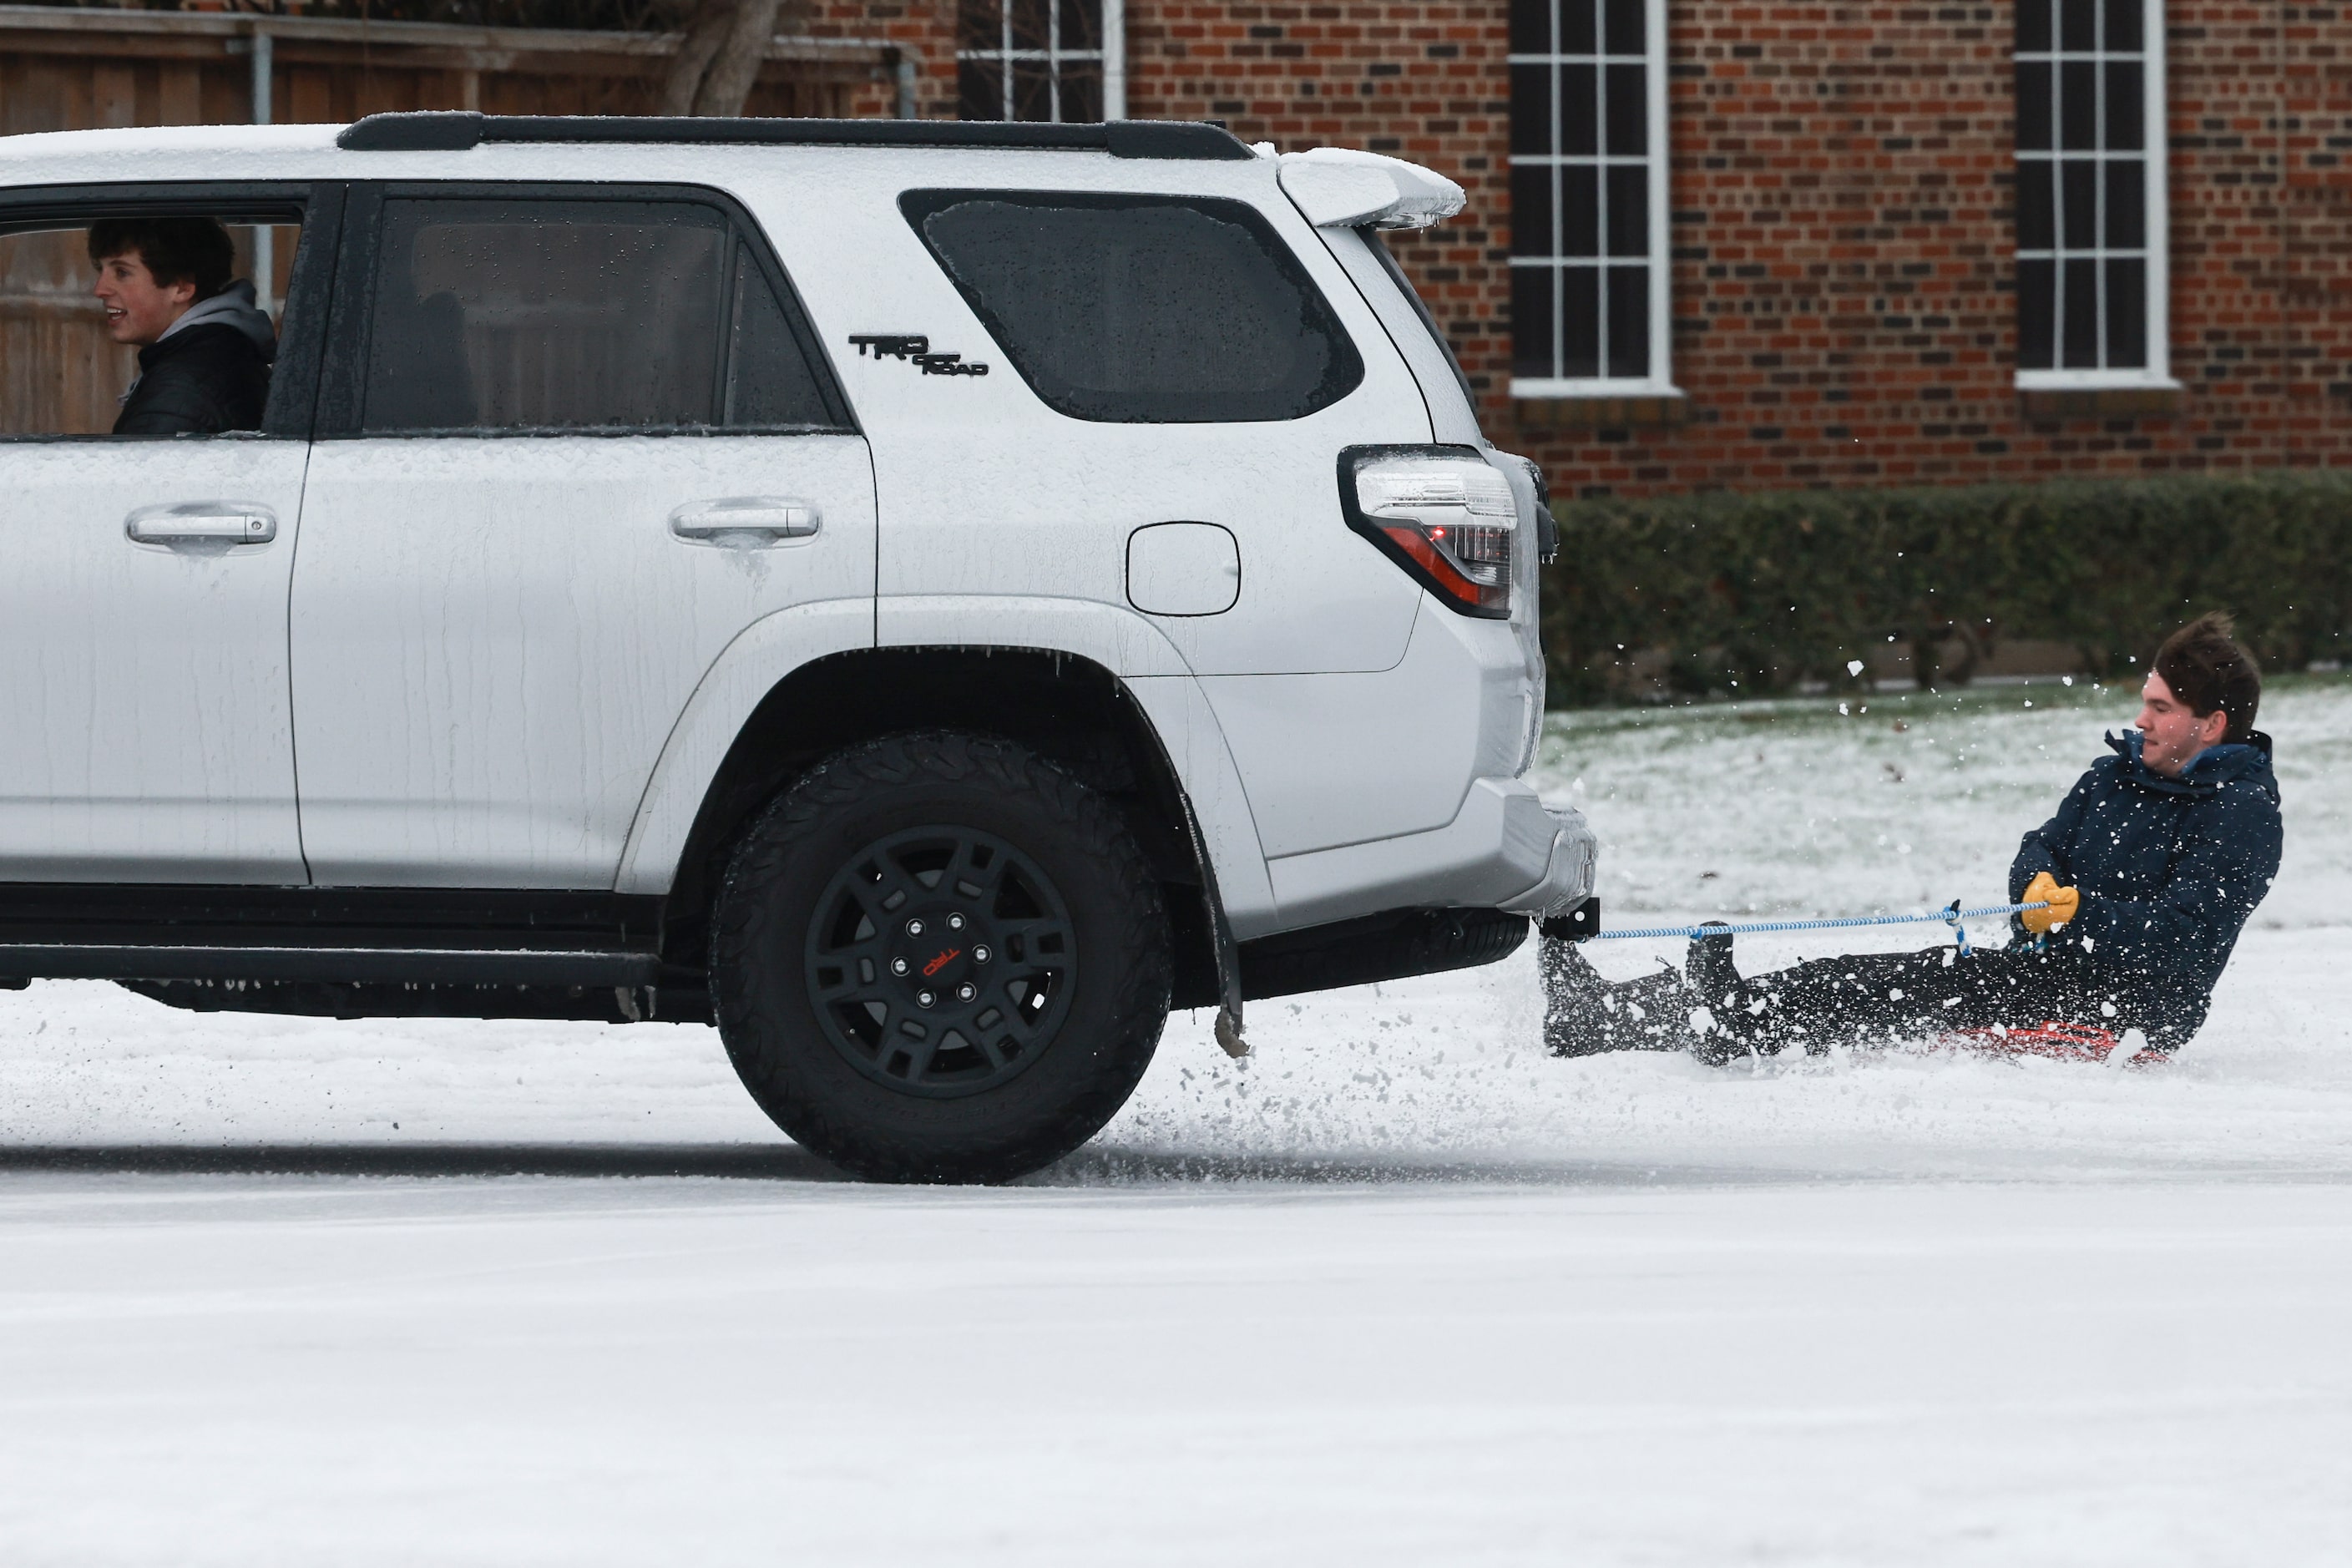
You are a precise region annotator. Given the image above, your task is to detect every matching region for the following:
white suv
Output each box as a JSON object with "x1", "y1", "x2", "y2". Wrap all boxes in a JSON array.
[{"x1": 0, "y1": 113, "x2": 1596, "y2": 1181}]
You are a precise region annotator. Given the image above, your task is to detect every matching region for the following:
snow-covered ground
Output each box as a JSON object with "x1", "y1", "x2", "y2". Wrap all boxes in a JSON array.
[{"x1": 2, "y1": 676, "x2": 2348, "y2": 1565}]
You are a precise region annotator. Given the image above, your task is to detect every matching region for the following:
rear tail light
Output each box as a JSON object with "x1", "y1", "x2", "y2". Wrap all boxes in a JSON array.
[{"x1": 1339, "y1": 446, "x2": 1518, "y2": 617}]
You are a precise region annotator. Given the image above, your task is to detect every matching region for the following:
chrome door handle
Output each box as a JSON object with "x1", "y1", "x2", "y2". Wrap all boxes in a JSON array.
[
  {"x1": 668, "y1": 497, "x2": 821, "y2": 544},
  {"x1": 125, "y1": 501, "x2": 277, "y2": 548}
]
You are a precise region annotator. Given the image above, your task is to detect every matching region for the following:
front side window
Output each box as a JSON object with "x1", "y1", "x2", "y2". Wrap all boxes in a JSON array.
[
  {"x1": 0, "y1": 210, "x2": 302, "y2": 439},
  {"x1": 1508, "y1": 0, "x2": 1670, "y2": 394},
  {"x1": 958, "y1": 0, "x2": 1104, "y2": 122},
  {"x1": 360, "y1": 198, "x2": 837, "y2": 435},
  {"x1": 2015, "y1": 0, "x2": 2169, "y2": 384},
  {"x1": 903, "y1": 190, "x2": 1363, "y2": 423}
]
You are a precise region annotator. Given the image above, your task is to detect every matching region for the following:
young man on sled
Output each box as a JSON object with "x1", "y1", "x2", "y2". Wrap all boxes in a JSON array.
[{"x1": 1542, "y1": 612, "x2": 2284, "y2": 1065}]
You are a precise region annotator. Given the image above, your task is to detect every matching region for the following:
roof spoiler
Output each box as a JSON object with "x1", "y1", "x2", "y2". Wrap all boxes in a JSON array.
[{"x1": 1277, "y1": 148, "x2": 1465, "y2": 230}]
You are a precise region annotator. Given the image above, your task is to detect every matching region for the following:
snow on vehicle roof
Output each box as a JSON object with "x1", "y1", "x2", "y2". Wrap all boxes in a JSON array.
[
  {"x1": 0, "y1": 120, "x2": 342, "y2": 185},
  {"x1": 0, "y1": 121, "x2": 341, "y2": 159}
]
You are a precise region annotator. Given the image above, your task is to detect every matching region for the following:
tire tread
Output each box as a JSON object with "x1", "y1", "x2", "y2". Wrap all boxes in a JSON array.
[{"x1": 711, "y1": 731, "x2": 1169, "y2": 1181}]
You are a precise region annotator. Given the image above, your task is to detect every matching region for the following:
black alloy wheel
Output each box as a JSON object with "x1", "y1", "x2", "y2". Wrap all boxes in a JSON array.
[
  {"x1": 711, "y1": 731, "x2": 1171, "y2": 1183},
  {"x1": 805, "y1": 825, "x2": 1075, "y2": 1097}
]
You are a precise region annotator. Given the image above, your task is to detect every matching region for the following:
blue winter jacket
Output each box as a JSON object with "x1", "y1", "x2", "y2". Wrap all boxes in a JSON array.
[{"x1": 2008, "y1": 730, "x2": 2283, "y2": 1044}]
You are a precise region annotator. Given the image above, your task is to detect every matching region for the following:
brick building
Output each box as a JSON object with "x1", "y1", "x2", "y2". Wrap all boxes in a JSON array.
[
  {"x1": 807, "y1": 0, "x2": 2352, "y2": 498},
  {"x1": 8, "y1": 1, "x2": 2345, "y2": 499}
]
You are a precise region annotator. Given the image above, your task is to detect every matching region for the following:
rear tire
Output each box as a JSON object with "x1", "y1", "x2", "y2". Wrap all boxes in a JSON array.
[{"x1": 711, "y1": 731, "x2": 1171, "y2": 1182}]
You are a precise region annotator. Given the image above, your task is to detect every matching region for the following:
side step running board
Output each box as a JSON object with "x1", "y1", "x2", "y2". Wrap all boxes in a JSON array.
[
  {"x1": 0, "y1": 886, "x2": 671, "y2": 987},
  {"x1": 0, "y1": 944, "x2": 660, "y2": 986}
]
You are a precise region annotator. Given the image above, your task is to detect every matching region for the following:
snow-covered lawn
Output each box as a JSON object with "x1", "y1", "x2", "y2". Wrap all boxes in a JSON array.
[{"x1": 2, "y1": 677, "x2": 2348, "y2": 1565}]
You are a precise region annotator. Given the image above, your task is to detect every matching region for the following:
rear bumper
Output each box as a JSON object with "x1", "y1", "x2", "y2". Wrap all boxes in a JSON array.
[
  {"x1": 1258, "y1": 777, "x2": 1596, "y2": 932},
  {"x1": 1496, "y1": 799, "x2": 1601, "y2": 920}
]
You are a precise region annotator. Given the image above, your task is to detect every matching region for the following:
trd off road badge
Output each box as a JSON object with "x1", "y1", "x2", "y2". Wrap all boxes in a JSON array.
[{"x1": 847, "y1": 334, "x2": 989, "y2": 377}]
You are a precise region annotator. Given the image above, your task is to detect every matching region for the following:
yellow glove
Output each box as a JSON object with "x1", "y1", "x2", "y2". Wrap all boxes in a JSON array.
[{"x1": 2021, "y1": 872, "x2": 2081, "y2": 935}]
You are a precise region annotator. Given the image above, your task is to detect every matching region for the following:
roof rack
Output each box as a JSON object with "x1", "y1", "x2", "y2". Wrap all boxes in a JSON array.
[{"x1": 335, "y1": 111, "x2": 1256, "y2": 161}]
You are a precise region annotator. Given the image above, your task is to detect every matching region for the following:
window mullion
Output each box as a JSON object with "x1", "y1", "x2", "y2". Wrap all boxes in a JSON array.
[
  {"x1": 2097, "y1": 15, "x2": 2108, "y2": 368},
  {"x1": 1596, "y1": 34, "x2": 1610, "y2": 380},
  {"x1": 1646, "y1": 0, "x2": 1667, "y2": 384},
  {"x1": 2142, "y1": 0, "x2": 2169, "y2": 381},
  {"x1": 1542, "y1": 48, "x2": 1561, "y2": 382},
  {"x1": 1001, "y1": 4, "x2": 1014, "y2": 120}
]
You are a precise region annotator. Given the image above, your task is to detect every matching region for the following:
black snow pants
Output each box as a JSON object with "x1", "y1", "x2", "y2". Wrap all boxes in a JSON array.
[{"x1": 1692, "y1": 942, "x2": 2171, "y2": 1058}]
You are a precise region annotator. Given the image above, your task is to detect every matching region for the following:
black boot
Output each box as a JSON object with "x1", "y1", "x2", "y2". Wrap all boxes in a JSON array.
[
  {"x1": 1685, "y1": 923, "x2": 1756, "y2": 1066},
  {"x1": 1540, "y1": 936, "x2": 1606, "y2": 1055},
  {"x1": 1686, "y1": 922, "x2": 1741, "y2": 1009},
  {"x1": 1683, "y1": 924, "x2": 1823, "y2": 1064},
  {"x1": 1542, "y1": 937, "x2": 1701, "y2": 1056}
]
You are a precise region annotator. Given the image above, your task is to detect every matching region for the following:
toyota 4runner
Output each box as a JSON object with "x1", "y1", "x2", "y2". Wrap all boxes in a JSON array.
[{"x1": 0, "y1": 112, "x2": 1596, "y2": 1181}]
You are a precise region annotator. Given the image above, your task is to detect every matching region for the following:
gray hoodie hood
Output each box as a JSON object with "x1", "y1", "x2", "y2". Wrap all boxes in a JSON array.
[{"x1": 158, "y1": 279, "x2": 276, "y2": 360}]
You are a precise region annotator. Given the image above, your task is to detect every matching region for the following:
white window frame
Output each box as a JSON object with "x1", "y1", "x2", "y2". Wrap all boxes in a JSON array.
[
  {"x1": 1508, "y1": 0, "x2": 1674, "y2": 399},
  {"x1": 2014, "y1": 0, "x2": 2174, "y2": 391},
  {"x1": 956, "y1": 0, "x2": 1122, "y2": 123}
]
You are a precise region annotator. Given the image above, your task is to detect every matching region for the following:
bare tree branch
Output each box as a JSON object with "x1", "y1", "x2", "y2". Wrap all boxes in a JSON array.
[
  {"x1": 658, "y1": 0, "x2": 787, "y2": 118},
  {"x1": 657, "y1": 0, "x2": 734, "y2": 114}
]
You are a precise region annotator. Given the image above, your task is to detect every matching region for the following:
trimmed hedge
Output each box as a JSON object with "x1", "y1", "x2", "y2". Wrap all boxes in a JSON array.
[{"x1": 1540, "y1": 471, "x2": 2352, "y2": 706}]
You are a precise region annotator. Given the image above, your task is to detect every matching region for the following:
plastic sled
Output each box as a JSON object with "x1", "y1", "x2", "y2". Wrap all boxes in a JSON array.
[{"x1": 1943, "y1": 1021, "x2": 2169, "y2": 1066}]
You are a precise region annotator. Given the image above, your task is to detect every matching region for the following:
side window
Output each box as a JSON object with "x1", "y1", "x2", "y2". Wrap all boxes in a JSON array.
[
  {"x1": 0, "y1": 210, "x2": 303, "y2": 439},
  {"x1": 900, "y1": 190, "x2": 1364, "y2": 423},
  {"x1": 361, "y1": 198, "x2": 837, "y2": 435},
  {"x1": 725, "y1": 241, "x2": 833, "y2": 428}
]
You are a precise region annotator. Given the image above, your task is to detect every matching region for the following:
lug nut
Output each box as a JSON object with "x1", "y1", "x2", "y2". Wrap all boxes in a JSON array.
[
  {"x1": 956, "y1": 983, "x2": 978, "y2": 1002},
  {"x1": 905, "y1": 918, "x2": 924, "y2": 937},
  {"x1": 947, "y1": 913, "x2": 965, "y2": 931},
  {"x1": 916, "y1": 990, "x2": 935, "y2": 1009},
  {"x1": 890, "y1": 958, "x2": 909, "y2": 976},
  {"x1": 973, "y1": 944, "x2": 993, "y2": 964}
]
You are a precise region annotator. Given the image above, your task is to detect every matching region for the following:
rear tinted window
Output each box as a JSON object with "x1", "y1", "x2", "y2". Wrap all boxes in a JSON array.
[
  {"x1": 902, "y1": 190, "x2": 1363, "y2": 423},
  {"x1": 362, "y1": 198, "x2": 837, "y2": 434}
]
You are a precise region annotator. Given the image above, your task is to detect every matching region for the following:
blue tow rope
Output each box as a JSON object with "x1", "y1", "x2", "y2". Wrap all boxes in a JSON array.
[{"x1": 1593, "y1": 900, "x2": 2051, "y2": 958}]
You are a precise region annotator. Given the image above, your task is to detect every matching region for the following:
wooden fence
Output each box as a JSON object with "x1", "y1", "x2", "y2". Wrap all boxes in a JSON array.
[{"x1": 0, "y1": 3, "x2": 905, "y2": 433}]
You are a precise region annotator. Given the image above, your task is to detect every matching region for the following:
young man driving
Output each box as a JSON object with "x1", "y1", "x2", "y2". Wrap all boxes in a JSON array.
[
  {"x1": 90, "y1": 215, "x2": 275, "y2": 436},
  {"x1": 1543, "y1": 612, "x2": 2284, "y2": 1063}
]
